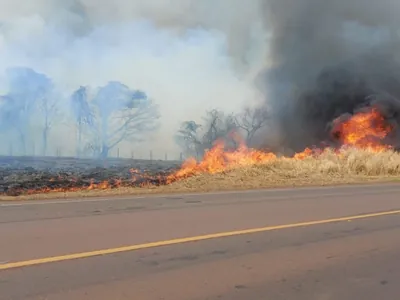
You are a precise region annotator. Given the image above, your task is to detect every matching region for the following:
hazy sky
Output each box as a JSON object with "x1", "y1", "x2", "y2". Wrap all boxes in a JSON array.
[
  {"x1": 0, "y1": 0, "x2": 269, "y2": 158},
  {"x1": 2, "y1": 0, "x2": 399, "y2": 157}
]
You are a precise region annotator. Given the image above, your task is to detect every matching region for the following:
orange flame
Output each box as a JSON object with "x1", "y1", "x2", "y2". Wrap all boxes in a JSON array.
[
  {"x1": 293, "y1": 147, "x2": 314, "y2": 160},
  {"x1": 333, "y1": 107, "x2": 392, "y2": 152},
  {"x1": 166, "y1": 140, "x2": 277, "y2": 183},
  {"x1": 167, "y1": 107, "x2": 393, "y2": 182},
  {"x1": 6, "y1": 107, "x2": 395, "y2": 196}
]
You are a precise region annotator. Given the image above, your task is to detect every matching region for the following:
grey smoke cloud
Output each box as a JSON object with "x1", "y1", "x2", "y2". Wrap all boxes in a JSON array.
[
  {"x1": 3, "y1": 0, "x2": 400, "y2": 157},
  {"x1": 0, "y1": 0, "x2": 267, "y2": 64},
  {"x1": 259, "y1": 0, "x2": 400, "y2": 152}
]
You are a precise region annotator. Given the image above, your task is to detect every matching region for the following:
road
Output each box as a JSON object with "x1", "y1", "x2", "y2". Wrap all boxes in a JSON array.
[{"x1": 1, "y1": 183, "x2": 400, "y2": 299}]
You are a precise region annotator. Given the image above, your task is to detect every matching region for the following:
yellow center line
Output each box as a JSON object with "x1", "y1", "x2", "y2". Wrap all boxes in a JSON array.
[{"x1": 1, "y1": 209, "x2": 400, "y2": 271}]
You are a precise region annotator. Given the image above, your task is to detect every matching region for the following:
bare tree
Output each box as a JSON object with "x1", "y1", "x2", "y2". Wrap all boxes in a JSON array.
[
  {"x1": 0, "y1": 67, "x2": 53, "y2": 155},
  {"x1": 175, "y1": 121, "x2": 202, "y2": 159},
  {"x1": 201, "y1": 109, "x2": 238, "y2": 149},
  {"x1": 91, "y1": 81, "x2": 160, "y2": 158},
  {"x1": 175, "y1": 109, "x2": 239, "y2": 158},
  {"x1": 235, "y1": 106, "x2": 269, "y2": 145},
  {"x1": 0, "y1": 95, "x2": 22, "y2": 152},
  {"x1": 40, "y1": 94, "x2": 59, "y2": 156},
  {"x1": 0, "y1": 95, "x2": 34, "y2": 155},
  {"x1": 71, "y1": 86, "x2": 95, "y2": 157}
]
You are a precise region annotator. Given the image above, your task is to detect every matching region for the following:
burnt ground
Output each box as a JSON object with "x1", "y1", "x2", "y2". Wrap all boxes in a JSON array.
[{"x1": 0, "y1": 155, "x2": 182, "y2": 196}]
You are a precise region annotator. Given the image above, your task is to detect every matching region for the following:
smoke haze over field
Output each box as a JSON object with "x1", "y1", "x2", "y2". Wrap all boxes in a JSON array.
[
  {"x1": 0, "y1": 0, "x2": 267, "y2": 158},
  {"x1": 2, "y1": 0, "x2": 400, "y2": 159}
]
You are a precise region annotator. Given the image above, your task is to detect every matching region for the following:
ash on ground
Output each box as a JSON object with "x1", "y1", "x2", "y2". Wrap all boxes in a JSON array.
[{"x1": 0, "y1": 156, "x2": 181, "y2": 196}]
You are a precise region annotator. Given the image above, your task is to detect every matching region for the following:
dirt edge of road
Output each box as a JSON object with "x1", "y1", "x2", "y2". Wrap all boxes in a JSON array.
[{"x1": 1, "y1": 175, "x2": 399, "y2": 202}]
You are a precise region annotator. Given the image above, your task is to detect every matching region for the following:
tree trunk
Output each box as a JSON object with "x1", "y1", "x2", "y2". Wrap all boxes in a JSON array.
[
  {"x1": 19, "y1": 131, "x2": 26, "y2": 156},
  {"x1": 42, "y1": 127, "x2": 48, "y2": 156},
  {"x1": 76, "y1": 121, "x2": 82, "y2": 157},
  {"x1": 246, "y1": 127, "x2": 260, "y2": 146},
  {"x1": 100, "y1": 113, "x2": 109, "y2": 159},
  {"x1": 100, "y1": 144, "x2": 109, "y2": 158}
]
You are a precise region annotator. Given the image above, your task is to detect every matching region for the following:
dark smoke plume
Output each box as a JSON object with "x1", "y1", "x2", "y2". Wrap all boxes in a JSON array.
[{"x1": 259, "y1": 0, "x2": 400, "y2": 152}]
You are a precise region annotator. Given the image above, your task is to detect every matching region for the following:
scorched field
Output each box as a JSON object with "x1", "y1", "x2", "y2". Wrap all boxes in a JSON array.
[{"x1": 1, "y1": 106, "x2": 400, "y2": 200}]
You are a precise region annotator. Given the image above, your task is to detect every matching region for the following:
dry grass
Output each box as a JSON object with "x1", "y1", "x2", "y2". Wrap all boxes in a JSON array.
[
  {"x1": 2, "y1": 147, "x2": 400, "y2": 201},
  {"x1": 167, "y1": 147, "x2": 400, "y2": 191}
]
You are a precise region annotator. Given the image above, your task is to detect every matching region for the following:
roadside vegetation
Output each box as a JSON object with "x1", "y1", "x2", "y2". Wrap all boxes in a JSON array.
[{"x1": 2, "y1": 147, "x2": 399, "y2": 201}]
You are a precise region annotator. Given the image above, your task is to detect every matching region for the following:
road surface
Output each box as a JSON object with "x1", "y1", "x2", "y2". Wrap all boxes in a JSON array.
[{"x1": 1, "y1": 183, "x2": 400, "y2": 299}]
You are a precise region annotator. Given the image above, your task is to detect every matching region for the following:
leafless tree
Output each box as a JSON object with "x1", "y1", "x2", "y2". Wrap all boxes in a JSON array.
[
  {"x1": 40, "y1": 95, "x2": 60, "y2": 156},
  {"x1": 103, "y1": 101, "x2": 159, "y2": 156},
  {"x1": 175, "y1": 121, "x2": 202, "y2": 159},
  {"x1": 201, "y1": 109, "x2": 238, "y2": 149},
  {"x1": 176, "y1": 109, "x2": 239, "y2": 158},
  {"x1": 71, "y1": 86, "x2": 95, "y2": 157},
  {"x1": 90, "y1": 81, "x2": 160, "y2": 158},
  {"x1": 235, "y1": 106, "x2": 270, "y2": 145},
  {"x1": 0, "y1": 67, "x2": 54, "y2": 156}
]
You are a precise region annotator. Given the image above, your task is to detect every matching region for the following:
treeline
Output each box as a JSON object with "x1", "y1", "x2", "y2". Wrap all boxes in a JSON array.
[
  {"x1": 175, "y1": 107, "x2": 269, "y2": 159},
  {"x1": 0, "y1": 67, "x2": 159, "y2": 158}
]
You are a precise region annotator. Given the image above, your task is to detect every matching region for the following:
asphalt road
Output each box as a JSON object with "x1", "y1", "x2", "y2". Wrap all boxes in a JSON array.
[{"x1": 1, "y1": 183, "x2": 400, "y2": 299}]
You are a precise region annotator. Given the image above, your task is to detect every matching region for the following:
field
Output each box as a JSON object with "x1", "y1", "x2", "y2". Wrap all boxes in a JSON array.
[
  {"x1": 0, "y1": 155, "x2": 181, "y2": 197},
  {"x1": 1, "y1": 146, "x2": 400, "y2": 201},
  {"x1": 0, "y1": 106, "x2": 398, "y2": 200}
]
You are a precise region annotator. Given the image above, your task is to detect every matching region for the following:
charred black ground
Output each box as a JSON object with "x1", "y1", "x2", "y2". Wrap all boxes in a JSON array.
[{"x1": 0, "y1": 156, "x2": 180, "y2": 196}]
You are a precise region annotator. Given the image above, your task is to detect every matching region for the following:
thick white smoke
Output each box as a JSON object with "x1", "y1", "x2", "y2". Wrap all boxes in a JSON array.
[{"x1": 0, "y1": 0, "x2": 268, "y2": 159}]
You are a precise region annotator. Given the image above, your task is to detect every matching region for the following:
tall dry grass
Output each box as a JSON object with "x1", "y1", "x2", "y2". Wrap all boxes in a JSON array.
[
  {"x1": 170, "y1": 147, "x2": 400, "y2": 191},
  {"x1": 269, "y1": 147, "x2": 400, "y2": 177}
]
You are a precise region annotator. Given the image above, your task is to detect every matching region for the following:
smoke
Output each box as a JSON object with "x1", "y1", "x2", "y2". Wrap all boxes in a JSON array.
[
  {"x1": 6, "y1": 0, "x2": 400, "y2": 159},
  {"x1": 0, "y1": 0, "x2": 267, "y2": 158},
  {"x1": 259, "y1": 0, "x2": 400, "y2": 152}
]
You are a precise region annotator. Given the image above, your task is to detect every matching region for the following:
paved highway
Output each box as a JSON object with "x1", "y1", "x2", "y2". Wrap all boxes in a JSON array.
[{"x1": 1, "y1": 183, "x2": 400, "y2": 299}]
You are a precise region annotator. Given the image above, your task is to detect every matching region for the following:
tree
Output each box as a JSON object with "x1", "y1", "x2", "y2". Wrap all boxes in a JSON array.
[
  {"x1": 0, "y1": 67, "x2": 54, "y2": 155},
  {"x1": 175, "y1": 121, "x2": 202, "y2": 158},
  {"x1": 235, "y1": 106, "x2": 269, "y2": 145},
  {"x1": 175, "y1": 109, "x2": 239, "y2": 158},
  {"x1": 90, "y1": 81, "x2": 160, "y2": 158},
  {"x1": 70, "y1": 86, "x2": 95, "y2": 157},
  {"x1": 39, "y1": 87, "x2": 59, "y2": 156},
  {"x1": 0, "y1": 95, "x2": 20, "y2": 154},
  {"x1": 201, "y1": 109, "x2": 238, "y2": 150}
]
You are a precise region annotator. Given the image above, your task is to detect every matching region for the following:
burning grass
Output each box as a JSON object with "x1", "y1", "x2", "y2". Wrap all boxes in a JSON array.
[
  {"x1": 1, "y1": 106, "x2": 400, "y2": 200},
  {"x1": 166, "y1": 147, "x2": 400, "y2": 192},
  {"x1": 2, "y1": 147, "x2": 400, "y2": 201}
]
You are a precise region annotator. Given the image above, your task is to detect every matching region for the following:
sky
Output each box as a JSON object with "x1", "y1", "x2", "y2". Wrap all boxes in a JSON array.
[{"x1": 0, "y1": 0, "x2": 268, "y2": 159}]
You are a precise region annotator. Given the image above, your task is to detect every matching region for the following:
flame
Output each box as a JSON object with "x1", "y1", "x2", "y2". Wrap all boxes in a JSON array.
[
  {"x1": 16, "y1": 179, "x2": 122, "y2": 196},
  {"x1": 333, "y1": 107, "x2": 392, "y2": 152},
  {"x1": 293, "y1": 147, "x2": 314, "y2": 160},
  {"x1": 166, "y1": 137, "x2": 277, "y2": 183},
  {"x1": 167, "y1": 107, "x2": 393, "y2": 182},
  {"x1": 4, "y1": 107, "x2": 395, "y2": 196}
]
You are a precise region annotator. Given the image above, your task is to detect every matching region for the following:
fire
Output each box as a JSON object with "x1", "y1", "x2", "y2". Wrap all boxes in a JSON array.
[
  {"x1": 167, "y1": 140, "x2": 277, "y2": 183},
  {"x1": 16, "y1": 179, "x2": 122, "y2": 196},
  {"x1": 167, "y1": 106, "x2": 393, "y2": 182},
  {"x1": 293, "y1": 147, "x2": 314, "y2": 160},
  {"x1": 333, "y1": 107, "x2": 392, "y2": 151},
  {"x1": 4, "y1": 107, "x2": 394, "y2": 196}
]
